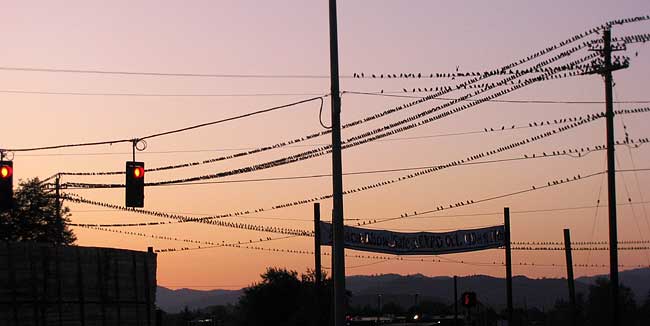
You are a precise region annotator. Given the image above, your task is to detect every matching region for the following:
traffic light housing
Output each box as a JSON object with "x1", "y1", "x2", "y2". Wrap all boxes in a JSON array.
[
  {"x1": 125, "y1": 161, "x2": 145, "y2": 207},
  {"x1": 1, "y1": 161, "x2": 13, "y2": 210},
  {"x1": 461, "y1": 291, "x2": 477, "y2": 308}
]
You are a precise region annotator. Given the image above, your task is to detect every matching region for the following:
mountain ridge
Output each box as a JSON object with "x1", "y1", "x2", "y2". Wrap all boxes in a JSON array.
[{"x1": 156, "y1": 267, "x2": 649, "y2": 313}]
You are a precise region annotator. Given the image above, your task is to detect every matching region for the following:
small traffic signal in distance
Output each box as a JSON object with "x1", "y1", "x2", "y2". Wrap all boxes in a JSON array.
[
  {"x1": 126, "y1": 161, "x2": 145, "y2": 208},
  {"x1": 1, "y1": 161, "x2": 14, "y2": 210},
  {"x1": 461, "y1": 291, "x2": 477, "y2": 308}
]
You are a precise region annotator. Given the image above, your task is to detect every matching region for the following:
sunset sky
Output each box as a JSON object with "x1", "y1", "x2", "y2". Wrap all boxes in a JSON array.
[{"x1": 2, "y1": 0, "x2": 650, "y2": 291}]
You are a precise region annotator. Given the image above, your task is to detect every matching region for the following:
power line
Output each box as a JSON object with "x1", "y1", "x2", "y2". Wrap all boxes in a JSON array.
[
  {"x1": 59, "y1": 144, "x2": 648, "y2": 189},
  {"x1": 343, "y1": 91, "x2": 650, "y2": 105},
  {"x1": 0, "y1": 66, "x2": 344, "y2": 79},
  {"x1": 5, "y1": 96, "x2": 324, "y2": 152},
  {"x1": 4, "y1": 34, "x2": 596, "y2": 159},
  {"x1": 62, "y1": 168, "x2": 619, "y2": 230},
  {"x1": 68, "y1": 200, "x2": 650, "y2": 223},
  {"x1": 19, "y1": 111, "x2": 589, "y2": 158},
  {"x1": 0, "y1": 89, "x2": 327, "y2": 97},
  {"x1": 78, "y1": 217, "x2": 650, "y2": 270},
  {"x1": 0, "y1": 20, "x2": 642, "y2": 83},
  {"x1": 60, "y1": 63, "x2": 609, "y2": 180},
  {"x1": 2, "y1": 27, "x2": 599, "y2": 156},
  {"x1": 359, "y1": 170, "x2": 607, "y2": 227}
]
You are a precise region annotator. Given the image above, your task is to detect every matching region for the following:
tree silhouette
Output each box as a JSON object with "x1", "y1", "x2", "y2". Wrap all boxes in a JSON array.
[
  {"x1": 641, "y1": 290, "x2": 650, "y2": 325},
  {"x1": 548, "y1": 293, "x2": 585, "y2": 326},
  {"x1": 0, "y1": 178, "x2": 76, "y2": 244},
  {"x1": 237, "y1": 267, "x2": 332, "y2": 326},
  {"x1": 585, "y1": 278, "x2": 637, "y2": 326}
]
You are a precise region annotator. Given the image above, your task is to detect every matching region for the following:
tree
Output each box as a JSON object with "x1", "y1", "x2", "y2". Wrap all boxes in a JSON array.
[
  {"x1": 0, "y1": 178, "x2": 76, "y2": 244},
  {"x1": 585, "y1": 278, "x2": 637, "y2": 326},
  {"x1": 237, "y1": 267, "x2": 333, "y2": 326},
  {"x1": 381, "y1": 301, "x2": 405, "y2": 315},
  {"x1": 641, "y1": 290, "x2": 650, "y2": 325},
  {"x1": 548, "y1": 293, "x2": 585, "y2": 326}
]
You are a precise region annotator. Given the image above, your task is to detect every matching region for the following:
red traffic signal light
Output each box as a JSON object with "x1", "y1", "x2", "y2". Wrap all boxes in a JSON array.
[
  {"x1": 1, "y1": 161, "x2": 14, "y2": 210},
  {"x1": 461, "y1": 291, "x2": 477, "y2": 308},
  {"x1": 1, "y1": 164, "x2": 12, "y2": 179},
  {"x1": 132, "y1": 166, "x2": 144, "y2": 179},
  {"x1": 126, "y1": 161, "x2": 145, "y2": 208}
]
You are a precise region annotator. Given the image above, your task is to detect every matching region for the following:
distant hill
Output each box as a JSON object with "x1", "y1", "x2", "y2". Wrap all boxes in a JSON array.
[
  {"x1": 577, "y1": 267, "x2": 650, "y2": 299},
  {"x1": 347, "y1": 274, "x2": 589, "y2": 310},
  {"x1": 156, "y1": 287, "x2": 242, "y2": 313},
  {"x1": 156, "y1": 267, "x2": 649, "y2": 313}
]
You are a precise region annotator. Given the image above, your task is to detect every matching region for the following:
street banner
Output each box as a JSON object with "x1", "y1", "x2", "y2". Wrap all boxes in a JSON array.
[{"x1": 319, "y1": 222, "x2": 505, "y2": 255}]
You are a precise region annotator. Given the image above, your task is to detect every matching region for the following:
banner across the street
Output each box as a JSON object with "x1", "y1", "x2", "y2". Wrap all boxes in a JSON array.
[{"x1": 319, "y1": 222, "x2": 505, "y2": 255}]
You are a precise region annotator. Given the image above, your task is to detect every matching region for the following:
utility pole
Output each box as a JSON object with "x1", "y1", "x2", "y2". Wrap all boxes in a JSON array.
[
  {"x1": 327, "y1": 0, "x2": 346, "y2": 325},
  {"x1": 563, "y1": 229, "x2": 577, "y2": 326},
  {"x1": 504, "y1": 207, "x2": 513, "y2": 325},
  {"x1": 55, "y1": 175, "x2": 63, "y2": 244},
  {"x1": 589, "y1": 28, "x2": 628, "y2": 326},
  {"x1": 377, "y1": 294, "x2": 381, "y2": 325},
  {"x1": 313, "y1": 203, "x2": 322, "y2": 326},
  {"x1": 454, "y1": 276, "x2": 458, "y2": 326}
]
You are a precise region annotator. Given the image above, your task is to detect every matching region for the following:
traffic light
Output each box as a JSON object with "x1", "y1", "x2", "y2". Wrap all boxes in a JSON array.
[
  {"x1": 125, "y1": 161, "x2": 145, "y2": 207},
  {"x1": 1, "y1": 161, "x2": 13, "y2": 210},
  {"x1": 461, "y1": 291, "x2": 477, "y2": 308}
]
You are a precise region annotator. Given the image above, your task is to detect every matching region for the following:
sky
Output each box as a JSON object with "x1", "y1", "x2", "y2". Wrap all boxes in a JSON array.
[{"x1": 1, "y1": 0, "x2": 650, "y2": 292}]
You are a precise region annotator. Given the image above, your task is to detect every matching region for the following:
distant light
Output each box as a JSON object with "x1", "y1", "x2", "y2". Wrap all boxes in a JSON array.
[
  {"x1": 0, "y1": 165, "x2": 12, "y2": 179},
  {"x1": 413, "y1": 314, "x2": 419, "y2": 320}
]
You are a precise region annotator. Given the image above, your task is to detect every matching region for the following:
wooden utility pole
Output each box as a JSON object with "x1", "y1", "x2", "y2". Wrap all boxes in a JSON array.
[
  {"x1": 454, "y1": 276, "x2": 458, "y2": 326},
  {"x1": 504, "y1": 207, "x2": 513, "y2": 325},
  {"x1": 313, "y1": 203, "x2": 322, "y2": 326},
  {"x1": 377, "y1": 294, "x2": 381, "y2": 325},
  {"x1": 564, "y1": 229, "x2": 577, "y2": 326},
  {"x1": 588, "y1": 27, "x2": 628, "y2": 326},
  {"x1": 327, "y1": 0, "x2": 346, "y2": 325},
  {"x1": 603, "y1": 29, "x2": 622, "y2": 326}
]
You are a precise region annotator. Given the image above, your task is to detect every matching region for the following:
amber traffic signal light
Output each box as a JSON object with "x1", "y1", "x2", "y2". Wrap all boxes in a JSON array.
[
  {"x1": 1, "y1": 161, "x2": 14, "y2": 210},
  {"x1": 126, "y1": 161, "x2": 145, "y2": 207}
]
